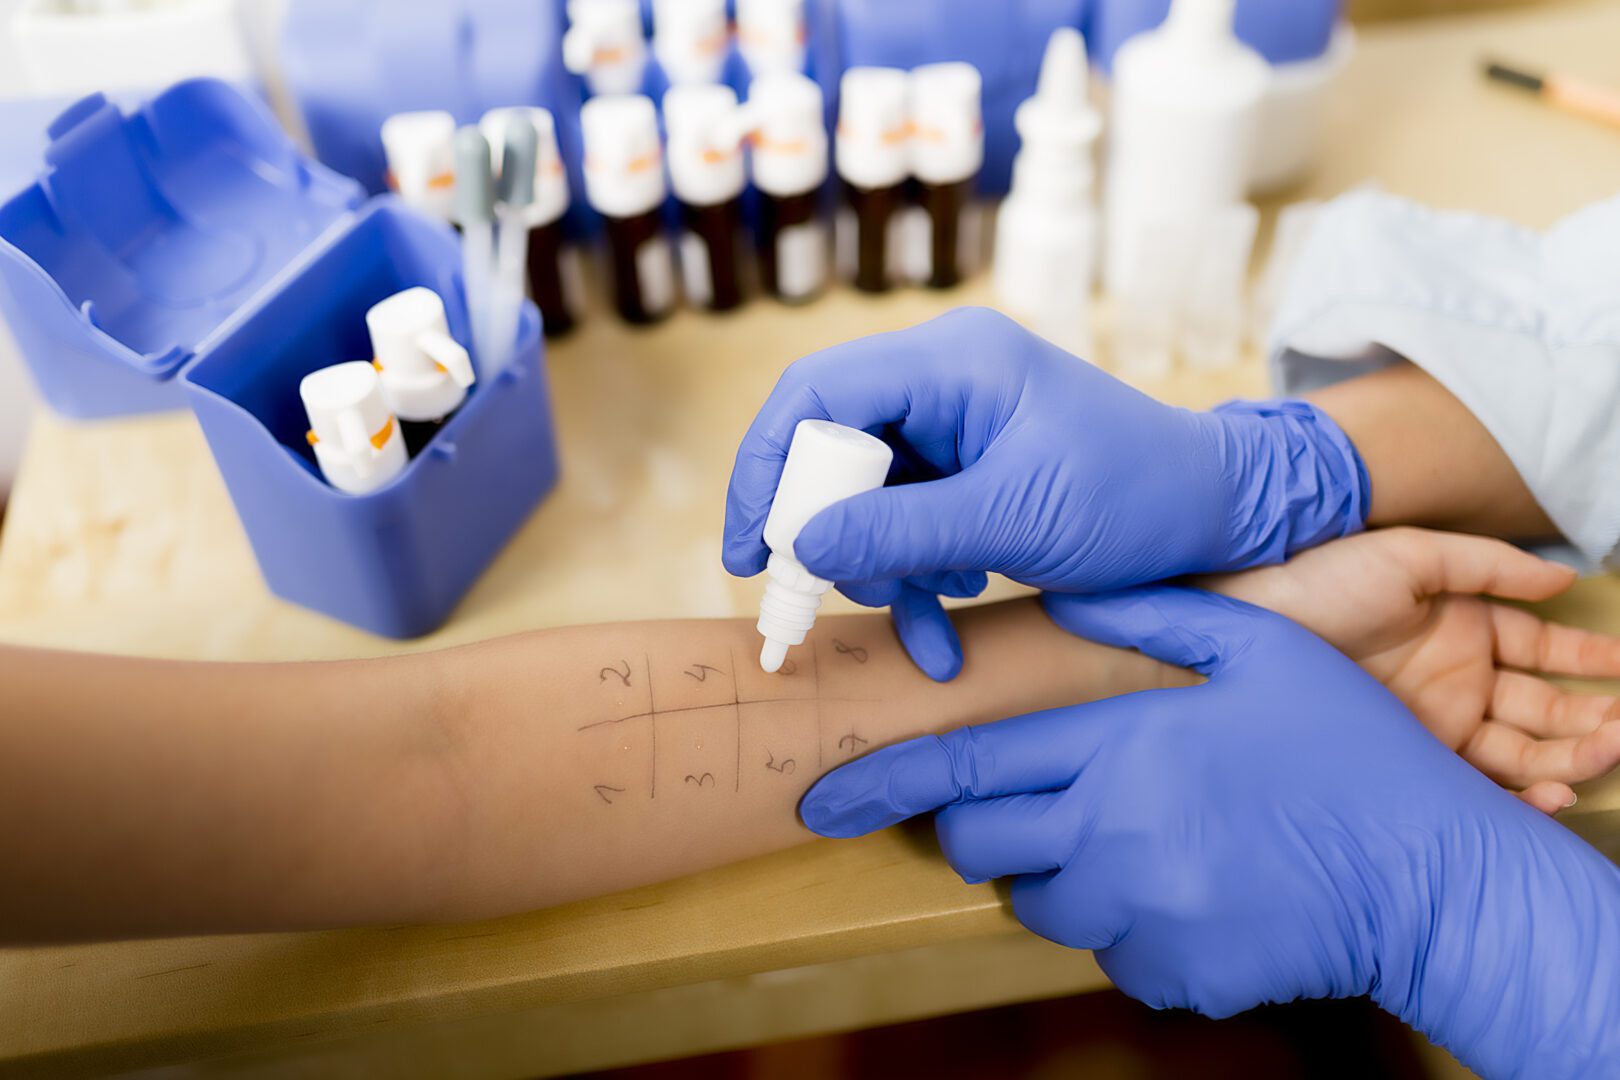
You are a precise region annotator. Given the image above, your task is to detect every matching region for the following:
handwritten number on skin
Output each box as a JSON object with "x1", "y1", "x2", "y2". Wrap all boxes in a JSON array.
[
  {"x1": 832, "y1": 640, "x2": 869, "y2": 663},
  {"x1": 594, "y1": 785, "x2": 626, "y2": 804},
  {"x1": 838, "y1": 733, "x2": 869, "y2": 754},
  {"x1": 684, "y1": 773, "x2": 717, "y2": 788},
  {"x1": 599, "y1": 660, "x2": 632, "y2": 687},
  {"x1": 685, "y1": 664, "x2": 724, "y2": 682},
  {"x1": 765, "y1": 751, "x2": 796, "y2": 775}
]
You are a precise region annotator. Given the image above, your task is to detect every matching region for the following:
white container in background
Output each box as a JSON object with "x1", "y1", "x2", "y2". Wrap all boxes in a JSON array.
[
  {"x1": 1103, "y1": 0, "x2": 1267, "y2": 293},
  {"x1": 993, "y1": 28, "x2": 1102, "y2": 358},
  {"x1": 736, "y1": 0, "x2": 805, "y2": 76},
  {"x1": 1250, "y1": 23, "x2": 1355, "y2": 195},
  {"x1": 653, "y1": 0, "x2": 729, "y2": 87},
  {"x1": 11, "y1": 0, "x2": 252, "y2": 98},
  {"x1": 563, "y1": 0, "x2": 648, "y2": 97}
]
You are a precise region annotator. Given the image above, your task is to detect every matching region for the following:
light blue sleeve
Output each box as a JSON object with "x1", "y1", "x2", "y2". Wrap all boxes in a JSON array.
[{"x1": 1267, "y1": 188, "x2": 1620, "y2": 570}]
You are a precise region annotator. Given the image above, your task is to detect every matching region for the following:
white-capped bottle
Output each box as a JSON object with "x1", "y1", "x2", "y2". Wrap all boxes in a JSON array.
[
  {"x1": 757, "y1": 419, "x2": 894, "y2": 673},
  {"x1": 740, "y1": 72, "x2": 830, "y2": 304},
  {"x1": 736, "y1": 0, "x2": 806, "y2": 76},
  {"x1": 992, "y1": 28, "x2": 1102, "y2": 356},
  {"x1": 366, "y1": 286, "x2": 475, "y2": 453},
  {"x1": 380, "y1": 110, "x2": 457, "y2": 224},
  {"x1": 664, "y1": 83, "x2": 747, "y2": 311},
  {"x1": 835, "y1": 66, "x2": 909, "y2": 294},
  {"x1": 581, "y1": 94, "x2": 678, "y2": 325},
  {"x1": 563, "y1": 0, "x2": 649, "y2": 97},
  {"x1": 652, "y1": 0, "x2": 729, "y2": 87},
  {"x1": 480, "y1": 106, "x2": 582, "y2": 338},
  {"x1": 1104, "y1": 0, "x2": 1268, "y2": 292},
  {"x1": 909, "y1": 61, "x2": 984, "y2": 290},
  {"x1": 301, "y1": 361, "x2": 408, "y2": 496}
]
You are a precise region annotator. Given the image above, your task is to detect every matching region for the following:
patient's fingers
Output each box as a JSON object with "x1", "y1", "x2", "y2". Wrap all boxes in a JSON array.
[
  {"x1": 1517, "y1": 780, "x2": 1578, "y2": 816},
  {"x1": 1488, "y1": 670, "x2": 1620, "y2": 738},
  {"x1": 1462, "y1": 716, "x2": 1620, "y2": 788},
  {"x1": 1492, "y1": 604, "x2": 1620, "y2": 677},
  {"x1": 1389, "y1": 528, "x2": 1576, "y2": 602}
]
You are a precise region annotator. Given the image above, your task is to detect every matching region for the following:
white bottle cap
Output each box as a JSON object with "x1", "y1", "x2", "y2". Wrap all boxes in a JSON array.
[
  {"x1": 563, "y1": 0, "x2": 648, "y2": 97},
  {"x1": 1164, "y1": 0, "x2": 1240, "y2": 45},
  {"x1": 480, "y1": 106, "x2": 570, "y2": 227},
  {"x1": 300, "y1": 361, "x2": 408, "y2": 496},
  {"x1": 580, "y1": 93, "x2": 667, "y2": 218},
  {"x1": 757, "y1": 419, "x2": 894, "y2": 672},
  {"x1": 741, "y1": 71, "x2": 828, "y2": 198},
  {"x1": 835, "y1": 66, "x2": 910, "y2": 191},
  {"x1": 380, "y1": 110, "x2": 457, "y2": 221},
  {"x1": 365, "y1": 287, "x2": 475, "y2": 423},
  {"x1": 1010, "y1": 28, "x2": 1102, "y2": 203},
  {"x1": 663, "y1": 83, "x2": 746, "y2": 206},
  {"x1": 736, "y1": 0, "x2": 806, "y2": 76},
  {"x1": 652, "y1": 0, "x2": 729, "y2": 87},
  {"x1": 909, "y1": 61, "x2": 983, "y2": 186}
]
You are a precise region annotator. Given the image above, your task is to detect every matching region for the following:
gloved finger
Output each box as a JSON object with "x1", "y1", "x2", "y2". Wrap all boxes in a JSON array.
[
  {"x1": 793, "y1": 469, "x2": 1009, "y2": 584},
  {"x1": 1518, "y1": 780, "x2": 1578, "y2": 816},
  {"x1": 722, "y1": 310, "x2": 999, "y2": 577},
  {"x1": 836, "y1": 579, "x2": 903, "y2": 608},
  {"x1": 1463, "y1": 715, "x2": 1620, "y2": 789},
  {"x1": 800, "y1": 698, "x2": 1135, "y2": 837},
  {"x1": 890, "y1": 584, "x2": 964, "y2": 682},
  {"x1": 1488, "y1": 670, "x2": 1619, "y2": 738},
  {"x1": 1491, "y1": 604, "x2": 1620, "y2": 678},
  {"x1": 1042, "y1": 586, "x2": 1288, "y2": 677},
  {"x1": 834, "y1": 571, "x2": 985, "y2": 610},
  {"x1": 1010, "y1": 872, "x2": 1129, "y2": 952},
  {"x1": 936, "y1": 791, "x2": 1072, "y2": 883}
]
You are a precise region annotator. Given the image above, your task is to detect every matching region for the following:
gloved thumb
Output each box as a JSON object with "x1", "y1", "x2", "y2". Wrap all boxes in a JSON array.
[
  {"x1": 1042, "y1": 586, "x2": 1285, "y2": 677},
  {"x1": 793, "y1": 470, "x2": 1003, "y2": 583}
]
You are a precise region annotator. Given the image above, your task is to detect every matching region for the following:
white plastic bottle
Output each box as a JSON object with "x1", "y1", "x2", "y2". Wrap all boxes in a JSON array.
[
  {"x1": 563, "y1": 0, "x2": 649, "y2": 97},
  {"x1": 736, "y1": 0, "x2": 806, "y2": 76},
  {"x1": 300, "y1": 361, "x2": 408, "y2": 496},
  {"x1": 664, "y1": 84, "x2": 748, "y2": 311},
  {"x1": 1103, "y1": 0, "x2": 1268, "y2": 293},
  {"x1": 835, "y1": 66, "x2": 910, "y2": 294},
  {"x1": 380, "y1": 110, "x2": 458, "y2": 224},
  {"x1": 908, "y1": 61, "x2": 985, "y2": 289},
  {"x1": 757, "y1": 419, "x2": 893, "y2": 673},
  {"x1": 652, "y1": 0, "x2": 729, "y2": 87},
  {"x1": 992, "y1": 28, "x2": 1102, "y2": 356}
]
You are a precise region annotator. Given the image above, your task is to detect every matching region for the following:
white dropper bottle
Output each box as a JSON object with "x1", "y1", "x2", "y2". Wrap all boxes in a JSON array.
[
  {"x1": 991, "y1": 28, "x2": 1102, "y2": 356},
  {"x1": 1103, "y1": 0, "x2": 1268, "y2": 293},
  {"x1": 757, "y1": 419, "x2": 893, "y2": 673}
]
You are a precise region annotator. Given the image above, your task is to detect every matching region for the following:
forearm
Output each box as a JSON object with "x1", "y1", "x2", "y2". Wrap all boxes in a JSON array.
[
  {"x1": 1305, "y1": 362, "x2": 1558, "y2": 539},
  {"x1": 0, "y1": 600, "x2": 1183, "y2": 941},
  {"x1": 431, "y1": 599, "x2": 1185, "y2": 921}
]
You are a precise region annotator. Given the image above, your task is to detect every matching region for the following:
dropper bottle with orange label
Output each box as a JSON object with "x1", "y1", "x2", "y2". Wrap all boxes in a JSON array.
[
  {"x1": 909, "y1": 62, "x2": 984, "y2": 290},
  {"x1": 664, "y1": 84, "x2": 748, "y2": 312},
  {"x1": 582, "y1": 94, "x2": 679, "y2": 325},
  {"x1": 836, "y1": 67, "x2": 910, "y2": 294},
  {"x1": 738, "y1": 72, "x2": 830, "y2": 304}
]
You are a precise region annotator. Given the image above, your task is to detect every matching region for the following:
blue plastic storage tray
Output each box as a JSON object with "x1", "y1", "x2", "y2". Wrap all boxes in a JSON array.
[{"x1": 0, "y1": 80, "x2": 363, "y2": 419}]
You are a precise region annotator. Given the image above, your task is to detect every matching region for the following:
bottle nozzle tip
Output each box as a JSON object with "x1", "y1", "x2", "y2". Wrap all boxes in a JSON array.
[{"x1": 760, "y1": 638, "x2": 789, "y2": 673}]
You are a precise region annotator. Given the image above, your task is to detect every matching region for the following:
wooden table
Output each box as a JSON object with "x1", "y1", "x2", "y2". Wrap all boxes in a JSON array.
[{"x1": 6, "y1": 2, "x2": 1620, "y2": 1074}]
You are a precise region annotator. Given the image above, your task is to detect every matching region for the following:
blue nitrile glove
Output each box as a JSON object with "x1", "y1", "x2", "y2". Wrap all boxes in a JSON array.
[
  {"x1": 800, "y1": 586, "x2": 1620, "y2": 1079},
  {"x1": 722, "y1": 308, "x2": 1369, "y2": 682}
]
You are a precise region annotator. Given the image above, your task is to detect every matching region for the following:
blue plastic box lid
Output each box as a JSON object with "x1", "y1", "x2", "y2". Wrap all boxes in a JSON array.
[{"x1": 0, "y1": 79, "x2": 365, "y2": 419}]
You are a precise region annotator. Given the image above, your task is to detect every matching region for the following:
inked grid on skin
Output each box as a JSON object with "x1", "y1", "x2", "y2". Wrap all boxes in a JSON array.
[{"x1": 581, "y1": 634, "x2": 882, "y2": 804}]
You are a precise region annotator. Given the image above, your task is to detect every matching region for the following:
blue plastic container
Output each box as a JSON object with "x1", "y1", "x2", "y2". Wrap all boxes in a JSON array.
[
  {"x1": 184, "y1": 200, "x2": 558, "y2": 638},
  {"x1": 0, "y1": 81, "x2": 364, "y2": 419},
  {"x1": 0, "y1": 77, "x2": 559, "y2": 636}
]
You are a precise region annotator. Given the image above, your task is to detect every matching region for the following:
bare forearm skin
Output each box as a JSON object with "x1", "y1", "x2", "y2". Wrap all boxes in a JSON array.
[
  {"x1": 0, "y1": 600, "x2": 1184, "y2": 943},
  {"x1": 1305, "y1": 362, "x2": 1558, "y2": 540}
]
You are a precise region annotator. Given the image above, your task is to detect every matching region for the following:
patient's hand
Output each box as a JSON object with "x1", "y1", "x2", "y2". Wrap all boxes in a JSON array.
[{"x1": 1206, "y1": 528, "x2": 1620, "y2": 814}]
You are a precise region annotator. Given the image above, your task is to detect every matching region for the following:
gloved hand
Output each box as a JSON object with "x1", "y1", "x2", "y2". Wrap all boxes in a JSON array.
[
  {"x1": 724, "y1": 307, "x2": 1369, "y2": 681},
  {"x1": 800, "y1": 586, "x2": 1620, "y2": 1079}
]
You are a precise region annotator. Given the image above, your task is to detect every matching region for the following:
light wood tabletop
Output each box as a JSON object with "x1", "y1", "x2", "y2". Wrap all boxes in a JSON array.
[{"x1": 4, "y1": 2, "x2": 1620, "y2": 1075}]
